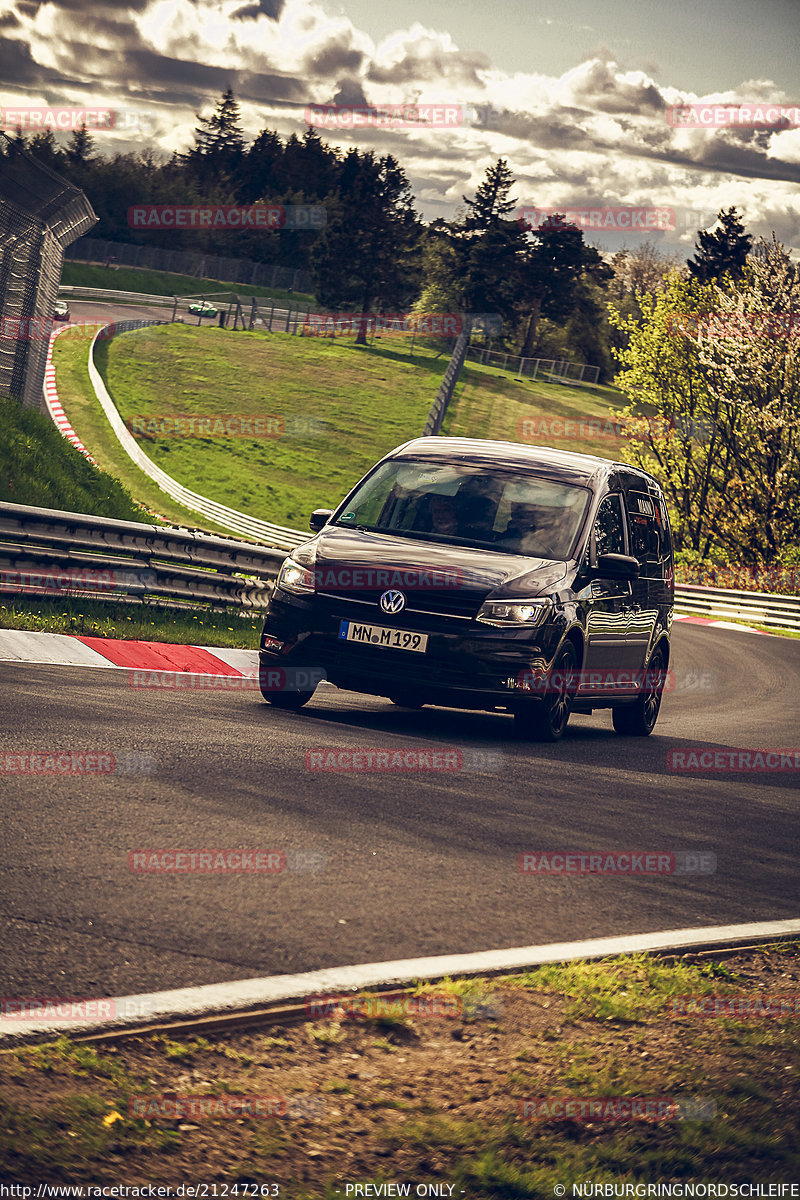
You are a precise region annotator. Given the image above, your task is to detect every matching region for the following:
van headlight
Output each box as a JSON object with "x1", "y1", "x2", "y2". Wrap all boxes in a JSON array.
[
  {"x1": 277, "y1": 547, "x2": 316, "y2": 595},
  {"x1": 476, "y1": 598, "x2": 551, "y2": 627}
]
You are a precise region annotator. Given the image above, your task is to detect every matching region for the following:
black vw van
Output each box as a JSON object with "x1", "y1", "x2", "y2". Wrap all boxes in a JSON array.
[{"x1": 258, "y1": 438, "x2": 674, "y2": 741}]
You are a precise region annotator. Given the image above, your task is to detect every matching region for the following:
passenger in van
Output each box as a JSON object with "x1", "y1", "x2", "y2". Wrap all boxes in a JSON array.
[{"x1": 428, "y1": 492, "x2": 460, "y2": 536}]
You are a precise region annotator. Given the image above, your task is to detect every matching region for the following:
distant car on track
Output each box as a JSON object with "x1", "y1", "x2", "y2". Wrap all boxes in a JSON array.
[
  {"x1": 187, "y1": 300, "x2": 219, "y2": 318},
  {"x1": 53, "y1": 300, "x2": 70, "y2": 321},
  {"x1": 259, "y1": 437, "x2": 674, "y2": 741}
]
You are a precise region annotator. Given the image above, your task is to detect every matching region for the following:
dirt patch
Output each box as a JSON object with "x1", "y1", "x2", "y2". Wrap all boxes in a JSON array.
[{"x1": 1, "y1": 945, "x2": 799, "y2": 1194}]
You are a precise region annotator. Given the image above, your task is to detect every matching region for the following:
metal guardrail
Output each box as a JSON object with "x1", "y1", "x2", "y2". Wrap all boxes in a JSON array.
[
  {"x1": 3, "y1": 505, "x2": 798, "y2": 628},
  {"x1": 423, "y1": 326, "x2": 472, "y2": 436},
  {"x1": 58, "y1": 286, "x2": 294, "y2": 317},
  {"x1": 59, "y1": 286, "x2": 177, "y2": 306},
  {"x1": 674, "y1": 584, "x2": 800, "y2": 632},
  {"x1": 85, "y1": 320, "x2": 307, "y2": 549},
  {"x1": 64, "y1": 238, "x2": 312, "y2": 293},
  {"x1": 0, "y1": 503, "x2": 287, "y2": 611}
]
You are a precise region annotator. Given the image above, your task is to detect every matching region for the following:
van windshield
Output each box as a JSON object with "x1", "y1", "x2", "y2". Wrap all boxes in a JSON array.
[{"x1": 335, "y1": 460, "x2": 591, "y2": 560}]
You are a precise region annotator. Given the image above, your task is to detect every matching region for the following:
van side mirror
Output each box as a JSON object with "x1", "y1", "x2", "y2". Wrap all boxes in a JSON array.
[
  {"x1": 309, "y1": 508, "x2": 334, "y2": 532},
  {"x1": 594, "y1": 553, "x2": 640, "y2": 581}
]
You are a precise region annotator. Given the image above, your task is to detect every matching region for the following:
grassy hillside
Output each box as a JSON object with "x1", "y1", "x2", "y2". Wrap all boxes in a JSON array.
[
  {"x1": 93, "y1": 326, "x2": 450, "y2": 527},
  {"x1": 54, "y1": 322, "x2": 632, "y2": 530},
  {"x1": 51, "y1": 333, "x2": 242, "y2": 535},
  {"x1": 445, "y1": 360, "x2": 628, "y2": 454},
  {"x1": 0, "y1": 396, "x2": 153, "y2": 521}
]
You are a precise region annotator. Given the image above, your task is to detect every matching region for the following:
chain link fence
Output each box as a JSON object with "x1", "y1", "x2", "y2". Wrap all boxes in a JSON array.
[
  {"x1": 0, "y1": 137, "x2": 96, "y2": 407},
  {"x1": 466, "y1": 345, "x2": 601, "y2": 386},
  {"x1": 65, "y1": 237, "x2": 312, "y2": 294}
]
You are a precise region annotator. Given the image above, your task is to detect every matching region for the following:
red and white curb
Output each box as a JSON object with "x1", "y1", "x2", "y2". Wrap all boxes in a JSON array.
[
  {"x1": 0, "y1": 628, "x2": 258, "y2": 674},
  {"x1": 0, "y1": 618, "x2": 773, "y2": 672},
  {"x1": 1, "y1": 918, "x2": 798, "y2": 1046},
  {"x1": 42, "y1": 325, "x2": 98, "y2": 463}
]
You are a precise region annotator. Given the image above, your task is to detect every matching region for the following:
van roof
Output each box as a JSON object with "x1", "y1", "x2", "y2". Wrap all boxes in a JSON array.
[{"x1": 390, "y1": 436, "x2": 657, "y2": 490}]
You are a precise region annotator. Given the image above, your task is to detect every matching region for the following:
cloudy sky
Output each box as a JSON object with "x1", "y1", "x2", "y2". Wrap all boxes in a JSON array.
[{"x1": 1, "y1": 0, "x2": 799, "y2": 256}]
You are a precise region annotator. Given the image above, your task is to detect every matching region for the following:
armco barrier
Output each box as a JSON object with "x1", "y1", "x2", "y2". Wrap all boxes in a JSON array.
[
  {"x1": 2, "y1": 503, "x2": 797, "y2": 628},
  {"x1": 84, "y1": 320, "x2": 307, "y2": 549},
  {"x1": 423, "y1": 325, "x2": 472, "y2": 435},
  {"x1": 0, "y1": 502, "x2": 285, "y2": 610},
  {"x1": 673, "y1": 584, "x2": 800, "y2": 632}
]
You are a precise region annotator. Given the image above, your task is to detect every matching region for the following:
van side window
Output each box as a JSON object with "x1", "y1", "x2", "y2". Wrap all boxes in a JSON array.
[
  {"x1": 593, "y1": 494, "x2": 626, "y2": 558},
  {"x1": 626, "y1": 490, "x2": 662, "y2": 564}
]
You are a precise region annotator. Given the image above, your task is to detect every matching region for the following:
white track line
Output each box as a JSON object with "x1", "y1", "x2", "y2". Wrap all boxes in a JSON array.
[{"x1": 3, "y1": 918, "x2": 798, "y2": 1044}]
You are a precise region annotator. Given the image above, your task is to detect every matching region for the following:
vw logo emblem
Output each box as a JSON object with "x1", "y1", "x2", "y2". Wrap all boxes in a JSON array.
[{"x1": 380, "y1": 589, "x2": 406, "y2": 615}]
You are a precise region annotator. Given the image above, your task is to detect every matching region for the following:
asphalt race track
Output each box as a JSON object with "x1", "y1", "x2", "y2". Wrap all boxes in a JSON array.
[{"x1": 1, "y1": 622, "x2": 798, "y2": 998}]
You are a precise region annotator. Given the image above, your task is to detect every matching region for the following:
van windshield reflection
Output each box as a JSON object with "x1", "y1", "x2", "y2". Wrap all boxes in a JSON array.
[{"x1": 335, "y1": 460, "x2": 591, "y2": 560}]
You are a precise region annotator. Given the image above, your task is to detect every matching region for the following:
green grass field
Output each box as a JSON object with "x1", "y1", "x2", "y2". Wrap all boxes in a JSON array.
[
  {"x1": 51, "y1": 329, "x2": 241, "y2": 535},
  {"x1": 445, "y1": 358, "x2": 628, "y2": 454},
  {"x1": 55, "y1": 322, "x2": 628, "y2": 531},
  {"x1": 61, "y1": 261, "x2": 315, "y2": 304},
  {"x1": 92, "y1": 326, "x2": 458, "y2": 528},
  {"x1": 0, "y1": 395, "x2": 151, "y2": 521}
]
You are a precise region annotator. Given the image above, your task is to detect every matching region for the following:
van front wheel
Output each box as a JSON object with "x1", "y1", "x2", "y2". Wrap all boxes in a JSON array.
[{"x1": 514, "y1": 642, "x2": 577, "y2": 742}]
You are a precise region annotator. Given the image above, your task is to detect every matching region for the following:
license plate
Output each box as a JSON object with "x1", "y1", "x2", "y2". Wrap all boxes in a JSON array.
[{"x1": 338, "y1": 620, "x2": 428, "y2": 653}]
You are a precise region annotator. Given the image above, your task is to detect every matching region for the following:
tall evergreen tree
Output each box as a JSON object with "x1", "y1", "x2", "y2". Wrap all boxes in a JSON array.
[
  {"x1": 462, "y1": 158, "x2": 518, "y2": 230},
  {"x1": 457, "y1": 160, "x2": 527, "y2": 330},
  {"x1": 184, "y1": 88, "x2": 245, "y2": 185},
  {"x1": 28, "y1": 130, "x2": 62, "y2": 168},
  {"x1": 65, "y1": 122, "x2": 95, "y2": 167},
  {"x1": 311, "y1": 150, "x2": 420, "y2": 345},
  {"x1": 519, "y1": 216, "x2": 602, "y2": 358},
  {"x1": 688, "y1": 206, "x2": 752, "y2": 283}
]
